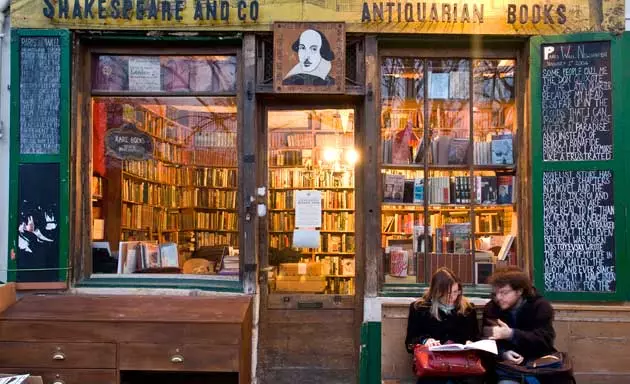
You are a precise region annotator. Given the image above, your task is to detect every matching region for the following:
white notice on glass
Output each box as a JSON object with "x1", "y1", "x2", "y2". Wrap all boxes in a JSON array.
[
  {"x1": 293, "y1": 229, "x2": 320, "y2": 248},
  {"x1": 428, "y1": 72, "x2": 450, "y2": 99},
  {"x1": 295, "y1": 190, "x2": 322, "y2": 228},
  {"x1": 128, "y1": 57, "x2": 161, "y2": 91}
]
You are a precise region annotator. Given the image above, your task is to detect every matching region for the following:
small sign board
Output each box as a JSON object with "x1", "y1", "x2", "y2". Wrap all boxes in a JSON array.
[{"x1": 105, "y1": 123, "x2": 154, "y2": 161}]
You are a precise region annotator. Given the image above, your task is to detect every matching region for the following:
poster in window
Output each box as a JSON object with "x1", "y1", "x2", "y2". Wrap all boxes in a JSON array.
[{"x1": 274, "y1": 22, "x2": 345, "y2": 94}]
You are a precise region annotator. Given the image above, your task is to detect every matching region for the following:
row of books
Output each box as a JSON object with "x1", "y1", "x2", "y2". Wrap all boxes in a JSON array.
[
  {"x1": 381, "y1": 102, "x2": 514, "y2": 132},
  {"x1": 269, "y1": 211, "x2": 356, "y2": 232},
  {"x1": 132, "y1": 109, "x2": 188, "y2": 144},
  {"x1": 383, "y1": 131, "x2": 513, "y2": 166},
  {"x1": 195, "y1": 231, "x2": 239, "y2": 247},
  {"x1": 270, "y1": 150, "x2": 307, "y2": 166},
  {"x1": 192, "y1": 131, "x2": 237, "y2": 148},
  {"x1": 121, "y1": 180, "x2": 239, "y2": 209},
  {"x1": 123, "y1": 160, "x2": 238, "y2": 187},
  {"x1": 382, "y1": 209, "x2": 512, "y2": 237},
  {"x1": 322, "y1": 256, "x2": 355, "y2": 276},
  {"x1": 149, "y1": 147, "x2": 238, "y2": 168},
  {"x1": 269, "y1": 233, "x2": 356, "y2": 253},
  {"x1": 122, "y1": 180, "x2": 181, "y2": 207},
  {"x1": 192, "y1": 148, "x2": 238, "y2": 167},
  {"x1": 270, "y1": 133, "x2": 315, "y2": 148},
  {"x1": 382, "y1": 174, "x2": 515, "y2": 205},
  {"x1": 269, "y1": 169, "x2": 355, "y2": 189},
  {"x1": 121, "y1": 204, "x2": 154, "y2": 229},
  {"x1": 179, "y1": 211, "x2": 238, "y2": 231},
  {"x1": 268, "y1": 190, "x2": 355, "y2": 210}
]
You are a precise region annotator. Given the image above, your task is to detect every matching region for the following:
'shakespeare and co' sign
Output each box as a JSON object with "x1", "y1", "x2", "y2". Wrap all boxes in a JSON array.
[{"x1": 10, "y1": 0, "x2": 624, "y2": 34}]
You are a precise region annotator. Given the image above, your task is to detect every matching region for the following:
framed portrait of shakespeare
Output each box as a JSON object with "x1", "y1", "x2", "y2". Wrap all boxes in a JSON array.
[{"x1": 273, "y1": 22, "x2": 345, "y2": 94}]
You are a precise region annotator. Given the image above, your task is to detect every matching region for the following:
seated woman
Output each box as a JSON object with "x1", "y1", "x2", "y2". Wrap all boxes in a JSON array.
[{"x1": 405, "y1": 267, "x2": 482, "y2": 384}]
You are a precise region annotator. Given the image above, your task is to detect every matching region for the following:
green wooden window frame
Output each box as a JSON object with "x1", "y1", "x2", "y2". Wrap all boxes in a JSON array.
[
  {"x1": 8, "y1": 29, "x2": 71, "y2": 283},
  {"x1": 531, "y1": 32, "x2": 630, "y2": 302}
]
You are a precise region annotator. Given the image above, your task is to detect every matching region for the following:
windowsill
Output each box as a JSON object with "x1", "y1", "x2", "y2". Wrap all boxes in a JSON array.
[
  {"x1": 75, "y1": 274, "x2": 243, "y2": 292},
  {"x1": 379, "y1": 283, "x2": 492, "y2": 299}
]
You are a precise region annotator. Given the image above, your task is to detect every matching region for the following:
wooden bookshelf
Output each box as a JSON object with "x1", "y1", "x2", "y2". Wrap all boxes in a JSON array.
[{"x1": 380, "y1": 57, "x2": 518, "y2": 284}]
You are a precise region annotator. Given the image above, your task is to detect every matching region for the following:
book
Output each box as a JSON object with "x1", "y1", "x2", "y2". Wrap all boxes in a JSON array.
[
  {"x1": 491, "y1": 134, "x2": 513, "y2": 165},
  {"x1": 429, "y1": 339, "x2": 498, "y2": 355},
  {"x1": 497, "y1": 176, "x2": 514, "y2": 204},
  {"x1": 383, "y1": 174, "x2": 405, "y2": 203},
  {"x1": 497, "y1": 234, "x2": 516, "y2": 261},
  {"x1": 448, "y1": 138, "x2": 470, "y2": 165},
  {"x1": 413, "y1": 178, "x2": 424, "y2": 204},
  {"x1": 389, "y1": 249, "x2": 409, "y2": 277},
  {"x1": 403, "y1": 179, "x2": 415, "y2": 203}
]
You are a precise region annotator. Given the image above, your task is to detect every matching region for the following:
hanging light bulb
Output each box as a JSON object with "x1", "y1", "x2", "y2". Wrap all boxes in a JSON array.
[{"x1": 345, "y1": 148, "x2": 359, "y2": 165}]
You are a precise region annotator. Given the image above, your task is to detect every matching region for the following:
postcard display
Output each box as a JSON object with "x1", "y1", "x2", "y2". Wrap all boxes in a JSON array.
[
  {"x1": 381, "y1": 58, "x2": 518, "y2": 284},
  {"x1": 91, "y1": 55, "x2": 240, "y2": 276}
]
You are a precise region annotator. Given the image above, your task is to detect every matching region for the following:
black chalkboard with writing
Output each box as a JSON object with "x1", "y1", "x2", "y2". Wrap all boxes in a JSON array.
[
  {"x1": 543, "y1": 170, "x2": 615, "y2": 292},
  {"x1": 541, "y1": 41, "x2": 612, "y2": 162},
  {"x1": 16, "y1": 163, "x2": 60, "y2": 282},
  {"x1": 19, "y1": 36, "x2": 61, "y2": 155}
]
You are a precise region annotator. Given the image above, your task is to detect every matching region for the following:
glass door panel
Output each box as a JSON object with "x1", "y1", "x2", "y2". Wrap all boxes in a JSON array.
[{"x1": 267, "y1": 108, "x2": 357, "y2": 295}]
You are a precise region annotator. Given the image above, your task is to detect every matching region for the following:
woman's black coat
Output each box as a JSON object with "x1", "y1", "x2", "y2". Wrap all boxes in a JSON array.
[{"x1": 405, "y1": 301, "x2": 480, "y2": 353}]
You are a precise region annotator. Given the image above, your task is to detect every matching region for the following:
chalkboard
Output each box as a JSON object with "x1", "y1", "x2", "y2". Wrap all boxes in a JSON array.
[
  {"x1": 541, "y1": 41, "x2": 612, "y2": 162},
  {"x1": 19, "y1": 36, "x2": 61, "y2": 155},
  {"x1": 543, "y1": 170, "x2": 615, "y2": 292},
  {"x1": 16, "y1": 163, "x2": 60, "y2": 282}
]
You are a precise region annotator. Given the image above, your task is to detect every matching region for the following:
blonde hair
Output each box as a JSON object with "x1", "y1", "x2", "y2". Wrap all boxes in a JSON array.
[{"x1": 414, "y1": 267, "x2": 472, "y2": 321}]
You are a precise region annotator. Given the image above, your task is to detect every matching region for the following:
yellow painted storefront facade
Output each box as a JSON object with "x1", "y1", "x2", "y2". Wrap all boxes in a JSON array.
[{"x1": 11, "y1": 0, "x2": 625, "y2": 34}]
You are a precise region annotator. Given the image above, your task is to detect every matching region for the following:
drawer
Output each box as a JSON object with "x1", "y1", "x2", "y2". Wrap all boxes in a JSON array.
[
  {"x1": 0, "y1": 369, "x2": 116, "y2": 384},
  {"x1": 119, "y1": 343, "x2": 240, "y2": 372},
  {"x1": 0, "y1": 342, "x2": 116, "y2": 369}
]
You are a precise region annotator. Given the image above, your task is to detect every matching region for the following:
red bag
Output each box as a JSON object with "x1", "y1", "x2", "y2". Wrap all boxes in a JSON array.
[{"x1": 413, "y1": 344, "x2": 486, "y2": 377}]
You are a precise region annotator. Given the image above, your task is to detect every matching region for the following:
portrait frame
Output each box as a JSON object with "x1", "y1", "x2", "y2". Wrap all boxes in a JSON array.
[{"x1": 273, "y1": 22, "x2": 345, "y2": 94}]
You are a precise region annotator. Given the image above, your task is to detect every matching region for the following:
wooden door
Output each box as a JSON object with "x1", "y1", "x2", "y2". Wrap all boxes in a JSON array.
[{"x1": 257, "y1": 106, "x2": 362, "y2": 384}]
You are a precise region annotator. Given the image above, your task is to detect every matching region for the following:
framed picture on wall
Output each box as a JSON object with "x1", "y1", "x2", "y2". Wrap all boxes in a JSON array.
[{"x1": 273, "y1": 22, "x2": 345, "y2": 94}]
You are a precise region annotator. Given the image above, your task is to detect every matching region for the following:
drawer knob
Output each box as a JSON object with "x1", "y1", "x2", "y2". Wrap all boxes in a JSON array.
[
  {"x1": 52, "y1": 381, "x2": 65, "y2": 384},
  {"x1": 170, "y1": 354, "x2": 184, "y2": 364},
  {"x1": 52, "y1": 352, "x2": 66, "y2": 361}
]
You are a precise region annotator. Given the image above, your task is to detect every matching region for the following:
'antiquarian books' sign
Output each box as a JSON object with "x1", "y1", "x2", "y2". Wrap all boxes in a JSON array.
[{"x1": 273, "y1": 22, "x2": 345, "y2": 94}]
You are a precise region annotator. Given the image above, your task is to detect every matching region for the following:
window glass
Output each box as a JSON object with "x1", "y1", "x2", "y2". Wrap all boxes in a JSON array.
[
  {"x1": 267, "y1": 109, "x2": 357, "y2": 295},
  {"x1": 92, "y1": 55, "x2": 237, "y2": 93},
  {"x1": 380, "y1": 57, "x2": 517, "y2": 286},
  {"x1": 91, "y1": 88, "x2": 239, "y2": 276}
]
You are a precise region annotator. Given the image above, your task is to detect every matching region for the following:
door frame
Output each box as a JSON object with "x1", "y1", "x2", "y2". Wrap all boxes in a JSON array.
[{"x1": 256, "y1": 95, "x2": 366, "y2": 378}]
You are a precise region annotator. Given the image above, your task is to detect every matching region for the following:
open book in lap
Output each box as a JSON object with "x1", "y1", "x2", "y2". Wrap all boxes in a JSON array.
[{"x1": 429, "y1": 339, "x2": 498, "y2": 355}]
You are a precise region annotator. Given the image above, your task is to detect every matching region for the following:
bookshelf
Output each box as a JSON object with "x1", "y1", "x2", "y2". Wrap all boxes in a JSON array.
[
  {"x1": 380, "y1": 57, "x2": 518, "y2": 285},
  {"x1": 94, "y1": 97, "x2": 239, "y2": 272},
  {"x1": 267, "y1": 109, "x2": 357, "y2": 295}
]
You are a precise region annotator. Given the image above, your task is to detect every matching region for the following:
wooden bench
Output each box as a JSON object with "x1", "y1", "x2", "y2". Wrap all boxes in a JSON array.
[{"x1": 0, "y1": 293, "x2": 252, "y2": 384}]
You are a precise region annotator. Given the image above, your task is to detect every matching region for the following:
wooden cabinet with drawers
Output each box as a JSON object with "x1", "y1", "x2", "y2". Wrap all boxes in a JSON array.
[{"x1": 0, "y1": 294, "x2": 252, "y2": 384}]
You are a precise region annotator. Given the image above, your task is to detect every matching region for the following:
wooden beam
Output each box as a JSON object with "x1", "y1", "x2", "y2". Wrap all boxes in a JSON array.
[
  {"x1": 240, "y1": 33, "x2": 258, "y2": 295},
  {"x1": 364, "y1": 35, "x2": 380, "y2": 298}
]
